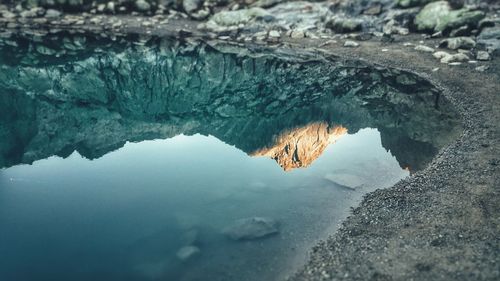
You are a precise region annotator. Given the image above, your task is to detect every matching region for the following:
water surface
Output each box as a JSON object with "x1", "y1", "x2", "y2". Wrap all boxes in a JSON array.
[{"x1": 0, "y1": 32, "x2": 461, "y2": 281}]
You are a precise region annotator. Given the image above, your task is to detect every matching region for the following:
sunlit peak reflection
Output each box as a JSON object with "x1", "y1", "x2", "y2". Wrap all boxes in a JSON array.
[{"x1": 250, "y1": 123, "x2": 348, "y2": 171}]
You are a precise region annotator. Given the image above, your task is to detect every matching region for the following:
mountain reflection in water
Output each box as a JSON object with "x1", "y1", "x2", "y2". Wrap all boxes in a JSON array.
[
  {"x1": 0, "y1": 32, "x2": 462, "y2": 281},
  {"x1": 0, "y1": 32, "x2": 460, "y2": 172}
]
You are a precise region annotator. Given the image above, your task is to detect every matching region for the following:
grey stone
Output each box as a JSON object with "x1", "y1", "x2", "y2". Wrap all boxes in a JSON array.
[
  {"x1": 344, "y1": 40, "x2": 359, "y2": 47},
  {"x1": 439, "y1": 37, "x2": 476, "y2": 50},
  {"x1": 45, "y1": 9, "x2": 62, "y2": 18},
  {"x1": 326, "y1": 17, "x2": 363, "y2": 33},
  {"x1": 183, "y1": 0, "x2": 203, "y2": 14},
  {"x1": 289, "y1": 30, "x2": 305, "y2": 39},
  {"x1": 414, "y1": 44, "x2": 435, "y2": 52},
  {"x1": 135, "y1": 0, "x2": 151, "y2": 12},
  {"x1": 440, "y1": 53, "x2": 469, "y2": 64},
  {"x1": 1, "y1": 10, "x2": 16, "y2": 19},
  {"x1": 476, "y1": 51, "x2": 490, "y2": 61},
  {"x1": 268, "y1": 30, "x2": 280, "y2": 38},
  {"x1": 415, "y1": 1, "x2": 485, "y2": 33}
]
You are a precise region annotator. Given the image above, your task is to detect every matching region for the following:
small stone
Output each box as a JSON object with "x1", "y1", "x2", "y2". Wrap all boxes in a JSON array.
[
  {"x1": 476, "y1": 51, "x2": 490, "y2": 61},
  {"x1": 363, "y1": 4, "x2": 382, "y2": 16},
  {"x1": 1, "y1": 10, "x2": 16, "y2": 19},
  {"x1": 326, "y1": 17, "x2": 363, "y2": 33},
  {"x1": 45, "y1": 9, "x2": 62, "y2": 19},
  {"x1": 135, "y1": 0, "x2": 151, "y2": 12},
  {"x1": 35, "y1": 45, "x2": 57, "y2": 55},
  {"x1": 475, "y1": 65, "x2": 488, "y2": 72},
  {"x1": 106, "y1": 2, "x2": 115, "y2": 13},
  {"x1": 344, "y1": 40, "x2": 359, "y2": 47},
  {"x1": 414, "y1": 45, "x2": 435, "y2": 53},
  {"x1": 176, "y1": 246, "x2": 200, "y2": 262},
  {"x1": 439, "y1": 37, "x2": 476, "y2": 50},
  {"x1": 290, "y1": 30, "x2": 305, "y2": 39},
  {"x1": 97, "y1": 4, "x2": 106, "y2": 13},
  {"x1": 268, "y1": 30, "x2": 280, "y2": 38},
  {"x1": 440, "y1": 53, "x2": 469, "y2": 63},
  {"x1": 433, "y1": 51, "x2": 450, "y2": 59}
]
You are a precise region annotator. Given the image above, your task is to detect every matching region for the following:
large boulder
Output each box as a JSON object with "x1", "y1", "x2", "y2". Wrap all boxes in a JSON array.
[
  {"x1": 414, "y1": 1, "x2": 485, "y2": 33},
  {"x1": 223, "y1": 217, "x2": 279, "y2": 241}
]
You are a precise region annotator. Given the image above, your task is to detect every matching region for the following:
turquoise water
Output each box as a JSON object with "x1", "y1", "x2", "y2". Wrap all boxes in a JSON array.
[
  {"x1": 0, "y1": 32, "x2": 461, "y2": 281},
  {"x1": 0, "y1": 130, "x2": 408, "y2": 281}
]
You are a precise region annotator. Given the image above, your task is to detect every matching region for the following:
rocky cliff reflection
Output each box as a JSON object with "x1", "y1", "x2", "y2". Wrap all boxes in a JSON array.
[{"x1": 0, "y1": 32, "x2": 461, "y2": 171}]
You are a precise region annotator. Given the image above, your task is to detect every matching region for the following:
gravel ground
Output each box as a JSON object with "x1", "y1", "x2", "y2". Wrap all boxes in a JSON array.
[{"x1": 1, "y1": 15, "x2": 499, "y2": 281}]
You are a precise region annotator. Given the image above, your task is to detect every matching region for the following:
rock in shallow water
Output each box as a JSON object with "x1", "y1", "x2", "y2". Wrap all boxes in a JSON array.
[
  {"x1": 176, "y1": 246, "x2": 200, "y2": 262},
  {"x1": 324, "y1": 173, "x2": 365, "y2": 189},
  {"x1": 223, "y1": 217, "x2": 279, "y2": 241}
]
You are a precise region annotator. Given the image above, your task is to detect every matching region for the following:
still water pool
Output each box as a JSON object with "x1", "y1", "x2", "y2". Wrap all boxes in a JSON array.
[{"x1": 0, "y1": 32, "x2": 461, "y2": 281}]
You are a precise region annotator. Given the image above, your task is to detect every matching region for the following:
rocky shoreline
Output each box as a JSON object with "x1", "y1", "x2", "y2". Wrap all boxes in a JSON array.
[{"x1": 0, "y1": 0, "x2": 499, "y2": 280}]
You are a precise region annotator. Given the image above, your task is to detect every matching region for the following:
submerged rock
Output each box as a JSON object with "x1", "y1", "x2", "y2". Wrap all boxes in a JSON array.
[
  {"x1": 324, "y1": 173, "x2": 365, "y2": 189},
  {"x1": 223, "y1": 217, "x2": 279, "y2": 240},
  {"x1": 176, "y1": 246, "x2": 200, "y2": 261}
]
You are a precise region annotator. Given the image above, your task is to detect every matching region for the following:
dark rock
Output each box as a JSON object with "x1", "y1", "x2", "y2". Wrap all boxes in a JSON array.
[
  {"x1": 395, "y1": 0, "x2": 435, "y2": 8},
  {"x1": 326, "y1": 17, "x2": 363, "y2": 33},
  {"x1": 477, "y1": 27, "x2": 500, "y2": 55},
  {"x1": 449, "y1": 25, "x2": 471, "y2": 37}
]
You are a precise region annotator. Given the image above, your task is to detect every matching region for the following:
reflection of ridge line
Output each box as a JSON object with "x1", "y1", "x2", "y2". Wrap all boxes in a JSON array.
[{"x1": 250, "y1": 122, "x2": 348, "y2": 171}]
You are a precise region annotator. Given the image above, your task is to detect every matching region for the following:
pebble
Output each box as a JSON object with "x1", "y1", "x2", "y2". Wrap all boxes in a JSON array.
[
  {"x1": 268, "y1": 30, "x2": 280, "y2": 38},
  {"x1": 344, "y1": 40, "x2": 359, "y2": 47},
  {"x1": 414, "y1": 45, "x2": 435, "y2": 53},
  {"x1": 476, "y1": 51, "x2": 490, "y2": 61},
  {"x1": 475, "y1": 65, "x2": 489, "y2": 72}
]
